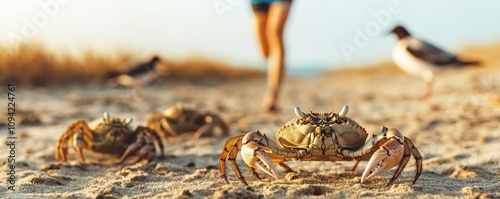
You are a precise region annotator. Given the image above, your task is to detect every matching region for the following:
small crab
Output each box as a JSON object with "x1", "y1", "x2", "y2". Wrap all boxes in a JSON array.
[
  {"x1": 55, "y1": 112, "x2": 164, "y2": 163},
  {"x1": 220, "y1": 105, "x2": 422, "y2": 187},
  {"x1": 147, "y1": 104, "x2": 229, "y2": 139}
]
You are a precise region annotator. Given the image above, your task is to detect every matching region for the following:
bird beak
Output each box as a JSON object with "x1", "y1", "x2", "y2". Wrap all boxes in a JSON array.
[{"x1": 387, "y1": 29, "x2": 394, "y2": 36}]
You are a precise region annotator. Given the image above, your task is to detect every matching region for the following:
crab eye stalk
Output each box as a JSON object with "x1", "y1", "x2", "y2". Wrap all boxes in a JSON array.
[
  {"x1": 339, "y1": 105, "x2": 349, "y2": 118},
  {"x1": 294, "y1": 107, "x2": 307, "y2": 119},
  {"x1": 124, "y1": 117, "x2": 133, "y2": 125},
  {"x1": 103, "y1": 112, "x2": 111, "y2": 123}
]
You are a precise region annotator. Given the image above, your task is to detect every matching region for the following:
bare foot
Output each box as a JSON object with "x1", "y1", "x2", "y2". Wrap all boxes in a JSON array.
[
  {"x1": 263, "y1": 96, "x2": 279, "y2": 113},
  {"x1": 265, "y1": 104, "x2": 280, "y2": 113}
]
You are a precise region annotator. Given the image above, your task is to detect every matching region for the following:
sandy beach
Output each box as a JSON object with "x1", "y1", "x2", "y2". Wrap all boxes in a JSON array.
[{"x1": 1, "y1": 58, "x2": 500, "y2": 198}]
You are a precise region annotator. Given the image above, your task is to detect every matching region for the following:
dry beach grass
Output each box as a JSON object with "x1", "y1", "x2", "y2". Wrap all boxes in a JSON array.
[
  {"x1": 0, "y1": 43, "x2": 499, "y2": 198},
  {"x1": 0, "y1": 43, "x2": 263, "y2": 87}
]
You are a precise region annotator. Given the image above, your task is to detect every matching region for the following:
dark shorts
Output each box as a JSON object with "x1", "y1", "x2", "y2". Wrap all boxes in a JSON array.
[{"x1": 251, "y1": 0, "x2": 292, "y2": 12}]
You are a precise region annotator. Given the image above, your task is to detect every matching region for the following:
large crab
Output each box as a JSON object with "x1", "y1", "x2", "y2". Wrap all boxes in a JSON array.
[
  {"x1": 55, "y1": 112, "x2": 164, "y2": 164},
  {"x1": 220, "y1": 105, "x2": 422, "y2": 187},
  {"x1": 147, "y1": 104, "x2": 229, "y2": 139}
]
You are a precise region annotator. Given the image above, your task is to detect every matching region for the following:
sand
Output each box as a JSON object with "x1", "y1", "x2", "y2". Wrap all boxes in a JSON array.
[{"x1": 1, "y1": 64, "x2": 499, "y2": 199}]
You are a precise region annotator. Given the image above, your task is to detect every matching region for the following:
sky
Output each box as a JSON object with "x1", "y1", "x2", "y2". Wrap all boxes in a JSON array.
[{"x1": 1, "y1": 0, "x2": 500, "y2": 73}]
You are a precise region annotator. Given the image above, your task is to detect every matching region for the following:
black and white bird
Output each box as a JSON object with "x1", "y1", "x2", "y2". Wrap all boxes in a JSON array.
[
  {"x1": 110, "y1": 56, "x2": 162, "y2": 88},
  {"x1": 107, "y1": 56, "x2": 163, "y2": 98},
  {"x1": 390, "y1": 25, "x2": 480, "y2": 100}
]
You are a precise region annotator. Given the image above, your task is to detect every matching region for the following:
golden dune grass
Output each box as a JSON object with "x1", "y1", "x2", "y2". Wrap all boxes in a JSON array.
[
  {"x1": 0, "y1": 43, "x2": 264, "y2": 87},
  {"x1": 2, "y1": 42, "x2": 498, "y2": 87},
  {"x1": 162, "y1": 58, "x2": 264, "y2": 81},
  {"x1": 324, "y1": 43, "x2": 500, "y2": 78},
  {"x1": 323, "y1": 61, "x2": 403, "y2": 78},
  {"x1": 460, "y1": 43, "x2": 500, "y2": 67}
]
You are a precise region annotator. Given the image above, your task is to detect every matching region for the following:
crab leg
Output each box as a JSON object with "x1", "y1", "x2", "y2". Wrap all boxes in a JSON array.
[
  {"x1": 119, "y1": 134, "x2": 145, "y2": 163},
  {"x1": 350, "y1": 160, "x2": 361, "y2": 171},
  {"x1": 71, "y1": 133, "x2": 87, "y2": 162},
  {"x1": 219, "y1": 135, "x2": 245, "y2": 184},
  {"x1": 220, "y1": 133, "x2": 295, "y2": 185},
  {"x1": 161, "y1": 119, "x2": 179, "y2": 137},
  {"x1": 119, "y1": 127, "x2": 163, "y2": 163},
  {"x1": 131, "y1": 144, "x2": 155, "y2": 164},
  {"x1": 56, "y1": 131, "x2": 71, "y2": 162},
  {"x1": 227, "y1": 139, "x2": 249, "y2": 185},
  {"x1": 147, "y1": 113, "x2": 179, "y2": 138},
  {"x1": 193, "y1": 122, "x2": 216, "y2": 139},
  {"x1": 247, "y1": 166, "x2": 262, "y2": 181},
  {"x1": 141, "y1": 127, "x2": 165, "y2": 159},
  {"x1": 386, "y1": 137, "x2": 422, "y2": 186},
  {"x1": 361, "y1": 128, "x2": 404, "y2": 184},
  {"x1": 193, "y1": 115, "x2": 230, "y2": 139},
  {"x1": 212, "y1": 115, "x2": 230, "y2": 136},
  {"x1": 55, "y1": 121, "x2": 93, "y2": 162}
]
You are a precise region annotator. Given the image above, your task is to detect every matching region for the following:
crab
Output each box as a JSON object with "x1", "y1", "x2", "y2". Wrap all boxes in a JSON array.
[
  {"x1": 220, "y1": 105, "x2": 422, "y2": 187},
  {"x1": 146, "y1": 104, "x2": 229, "y2": 139},
  {"x1": 55, "y1": 112, "x2": 164, "y2": 164}
]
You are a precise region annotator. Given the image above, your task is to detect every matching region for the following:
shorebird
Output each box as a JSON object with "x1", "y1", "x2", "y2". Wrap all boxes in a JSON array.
[
  {"x1": 390, "y1": 25, "x2": 480, "y2": 100},
  {"x1": 109, "y1": 56, "x2": 163, "y2": 97},
  {"x1": 125, "y1": 56, "x2": 161, "y2": 85}
]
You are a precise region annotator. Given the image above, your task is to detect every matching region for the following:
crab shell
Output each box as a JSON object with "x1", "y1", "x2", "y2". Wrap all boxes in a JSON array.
[
  {"x1": 88, "y1": 112, "x2": 135, "y2": 154},
  {"x1": 162, "y1": 104, "x2": 208, "y2": 131},
  {"x1": 147, "y1": 103, "x2": 229, "y2": 139},
  {"x1": 275, "y1": 106, "x2": 368, "y2": 161}
]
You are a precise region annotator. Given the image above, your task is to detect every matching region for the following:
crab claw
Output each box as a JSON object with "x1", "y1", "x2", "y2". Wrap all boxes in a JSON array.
[
  {"x1": 241, "y1": 131, "x2": 279, "y2": 180},
  {"x1": 361, "y1": 128, "x2": 404, "y2": 184}
]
